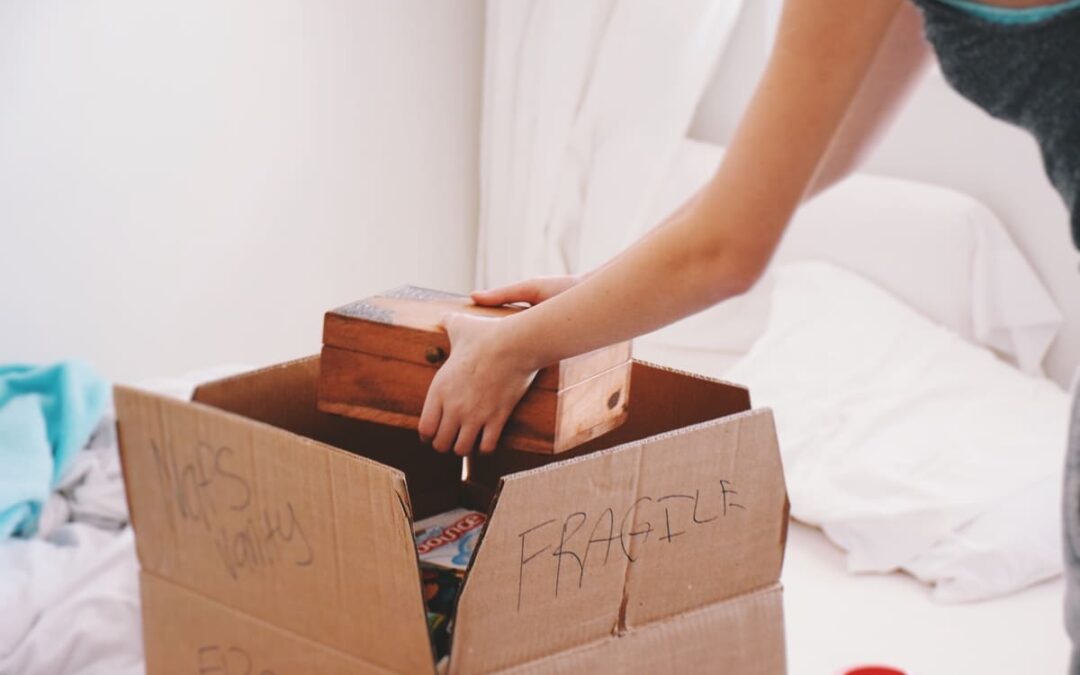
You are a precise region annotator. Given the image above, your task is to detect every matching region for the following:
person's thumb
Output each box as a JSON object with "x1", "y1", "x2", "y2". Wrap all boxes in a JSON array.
[{"x1": 438, "y1": 311, "x2": 462, "y2": 336}]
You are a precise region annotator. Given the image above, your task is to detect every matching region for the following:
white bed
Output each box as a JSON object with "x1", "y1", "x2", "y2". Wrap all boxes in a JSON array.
[
  {"x1": 632, "y1": 139, "x2": 1072, "y2": 674},
  {"x1": 783, "y1": 522, "x2": 1066, "y2": 674}
]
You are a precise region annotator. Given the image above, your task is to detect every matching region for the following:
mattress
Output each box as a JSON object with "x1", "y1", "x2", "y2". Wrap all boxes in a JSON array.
[{"x1": 783, "y1": 522, "x2": 1067, "y2": 674}]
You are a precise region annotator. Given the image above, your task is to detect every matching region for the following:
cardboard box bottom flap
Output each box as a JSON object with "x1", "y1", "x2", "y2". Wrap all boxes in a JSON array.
[
  {"x1": 497, "y1": 583, "x2": 785, "y2": 675},
  {"x1": 140, "y1": 571, "x2": 393, "y2": 675},
  {"x1": 140, "y1": 570, "x2": 784, "y2": 675}
]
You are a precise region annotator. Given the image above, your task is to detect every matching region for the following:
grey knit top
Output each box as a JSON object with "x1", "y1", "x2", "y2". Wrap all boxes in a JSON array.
[{"x1": 910, "y1": 0, "x2": 1080, "y2": 250}]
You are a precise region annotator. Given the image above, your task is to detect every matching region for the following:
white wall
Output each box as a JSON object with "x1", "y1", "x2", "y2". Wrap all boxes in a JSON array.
[
  {"x1": 692, "y1": 2, "x2": 1080, "y2": 387},
  {"x1": 0, "y1": 0, "x2": 484, "y2": 382}
]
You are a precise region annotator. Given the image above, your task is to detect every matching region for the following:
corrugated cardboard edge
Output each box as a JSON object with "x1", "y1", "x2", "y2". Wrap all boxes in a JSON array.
[
  {"x1": 487, "y1": 406, "x2": 774, "y2": 483},
  {"x1": 190, "y1": 355, "x2": 322, "y2": 402},
  {"x1": 192, "y1": 354, "x2": 462, "y2": 521},
  {"x1": 116, "y1": 380, "x2": 415, "y2": 502},
  {"x1": 465, "y1": 359, "x2": 754, "y2": 493},
  {"x1": 629, "y1": 358, "x2": 752, "y2": 398}
]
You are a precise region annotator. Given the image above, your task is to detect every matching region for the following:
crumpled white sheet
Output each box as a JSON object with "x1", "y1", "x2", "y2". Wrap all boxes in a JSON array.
[
  {"x1": 0, "y1": 524, "x2": 141, "y2": 675},
  {"x1": 0, "y1": 363, "x2": 251, "y2": 675},
  {"x1": 726, "y1": 261, "x2": 1068, "y2": 600},
  {"x1": 37, "y1": 413, "x2": 127, "y2": 539},
  {"x1": 905, "y1": 472, "x2": 1063, "y2": 602}
]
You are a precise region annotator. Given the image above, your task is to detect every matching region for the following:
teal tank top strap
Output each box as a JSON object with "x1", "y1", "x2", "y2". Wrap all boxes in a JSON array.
[{"x1": 934, "y1": 0, "x2": 1080, "y2": 25}]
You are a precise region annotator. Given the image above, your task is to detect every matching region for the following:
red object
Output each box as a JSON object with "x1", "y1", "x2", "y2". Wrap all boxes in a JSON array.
[{"x1": 844, "y1": 668, "x2": 905, "y2": 675}]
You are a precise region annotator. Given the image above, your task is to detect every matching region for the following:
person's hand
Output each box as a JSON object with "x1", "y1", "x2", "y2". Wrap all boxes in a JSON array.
[
  {"x1": 418, "y1": 312, "x2": 539, "y2": 455},
  {"x1": 417, "y1": 275, "x2": 579, "y2": 455},
  {"x1": 470, "y1": 275, "x2": 581, "y2": 307}
]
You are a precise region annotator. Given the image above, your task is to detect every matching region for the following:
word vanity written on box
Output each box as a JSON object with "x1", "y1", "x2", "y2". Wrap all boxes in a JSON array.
[{"x1": 117, "y1": 356, "x2": 789, "y2": 675}]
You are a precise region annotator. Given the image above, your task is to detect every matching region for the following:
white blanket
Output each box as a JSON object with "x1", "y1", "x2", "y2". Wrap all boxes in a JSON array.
[
  {"x1": 727, "y1": 261, "x2": 1068, "y2": 600},
  {"x1": 0, "y1": 524, "x2": 141, "y2": 675}
]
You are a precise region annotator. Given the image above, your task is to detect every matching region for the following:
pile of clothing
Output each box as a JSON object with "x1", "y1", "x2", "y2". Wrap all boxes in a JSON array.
[
  {"x1": 0, "y1": 361, "x2": 140, "y2": 675},
  {"x1": 0, "y1": 361, "x2": 250, "y2": 675}
]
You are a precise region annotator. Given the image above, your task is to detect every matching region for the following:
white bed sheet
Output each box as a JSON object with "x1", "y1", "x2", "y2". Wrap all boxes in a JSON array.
[
  {"x1": 641, "y1": 263, "x2": 1070, "y2": 672},
  {"x1": 634, "y1": 138, "x2": 1071, "y2": 672},
  {"x1": 783, "y1": 521, "x2": 1067, "y2": 675}
]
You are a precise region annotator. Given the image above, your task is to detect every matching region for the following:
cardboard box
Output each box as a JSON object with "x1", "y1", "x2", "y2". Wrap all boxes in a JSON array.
[
  {"x1": 116, "y1": 356, "x2": 789, "y2": 674},
  {"x1": 317, "y1": 286, "x2": 632, "y2": 454}
]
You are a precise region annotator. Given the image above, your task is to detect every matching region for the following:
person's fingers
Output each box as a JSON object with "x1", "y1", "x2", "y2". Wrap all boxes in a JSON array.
[
  {"x1": 418, "y1": 387, "x2": 442, "y2": 443},
  {"x1": 478, "y1": 416, "x2": 508, "y2": 454},
  {"x1": 431, "y1": 410, "x2": 459, "y2": 453},
  {"x1": 453, "y1": 422, "x2": 482, "y2": 457},
  {"x1": 471, "y1": 280, "x2": 540, "y2": 306}
]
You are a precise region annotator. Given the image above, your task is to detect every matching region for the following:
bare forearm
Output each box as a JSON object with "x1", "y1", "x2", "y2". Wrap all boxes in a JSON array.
[
  {"x1": 506, "y1": 199, "x2": 747, "y2": 371},
  {"x1": 503, "y1": 0, "x2": 906, "y2": 369},
  {"x1": 579, "y1": 7, "x2": 927, "y2": 292}
]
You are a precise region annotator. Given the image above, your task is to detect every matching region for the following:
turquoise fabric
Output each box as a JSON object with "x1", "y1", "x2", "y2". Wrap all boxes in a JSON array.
[
  {"x1": 936, "y1": 0, "x2": 1080, "y2": 24},
  {"x1": 0, "y1": 361, "x2": 109, "y2": 538}
]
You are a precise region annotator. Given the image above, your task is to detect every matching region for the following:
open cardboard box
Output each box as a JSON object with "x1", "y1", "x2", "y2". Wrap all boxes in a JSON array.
[{"x1": 116, "y1": 356, "x2": 790, "y2": 674}]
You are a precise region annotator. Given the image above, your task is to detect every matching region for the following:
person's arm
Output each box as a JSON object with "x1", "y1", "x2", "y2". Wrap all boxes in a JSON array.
[
  {"x1": 420, "y1": 0, "x2": 912, "y2": 455},
  {"x1": 806, "y1": 0, "x2": 930, "y2": 196},
  {"x1": 474, "y1": 2, "x2": 930, "y2": 312}
]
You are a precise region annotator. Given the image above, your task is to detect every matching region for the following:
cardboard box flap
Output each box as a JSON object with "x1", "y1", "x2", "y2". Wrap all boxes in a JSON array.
[
  {"x1": 323, "y1": 286, "x2": 631, "y2": 391},
  {"x1": 618, "y1": 408, "x2": 788, "y2": 628},
  {"x1": 193, "y1": 356, "x2": 461, "y2": 519},
  {"x1": 449, "y1": 407, "x2": 788, "y2": 674},
  {"x1": 115, "y1": 385, "x2": 434, "y2": 674},
  {"x1": 468, "y1": 361, "x2": 754, "y2": 491},
  {"x1": 499, "y1": 584, "x2": 786, "y2": 675},
  {"x1": 449, "y1": 448, "x2": 638, "y2": 675},
  {"x1": 140, "y1": 571, "x2": 405, "y2": 675}
]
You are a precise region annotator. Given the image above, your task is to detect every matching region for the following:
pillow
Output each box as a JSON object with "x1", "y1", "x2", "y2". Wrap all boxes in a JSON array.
[
  {"x1": 725, "y1": 261, "x2": 1068, "y2": 598},
  {"x1": 635, "y1": 139, "x2": 1062, "y2": 376}
]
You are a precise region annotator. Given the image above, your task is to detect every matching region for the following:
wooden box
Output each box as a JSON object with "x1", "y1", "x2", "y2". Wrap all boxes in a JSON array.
[{"x1": 316, "y1": 286, "x2": 632, "y2": 454}]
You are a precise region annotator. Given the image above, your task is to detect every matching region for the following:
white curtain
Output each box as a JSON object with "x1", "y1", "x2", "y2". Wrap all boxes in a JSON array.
[{"x1": 476, "y1": 0, "x2": 744, "y2": 288}]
